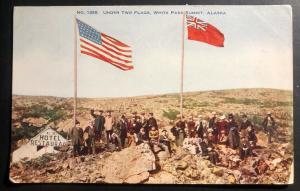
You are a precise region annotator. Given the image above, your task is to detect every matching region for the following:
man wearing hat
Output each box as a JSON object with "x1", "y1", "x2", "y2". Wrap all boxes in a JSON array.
[
  {"x1": 144, "y1": 112, "x2": 157, "y2": 138},
  {"x1": 146, "y1": 112, "x2": 158, "y2": 129},
  {"x1": 140, "y1": 112, "x2": 147, "y2": 125},
  {"x1": 131, "y1": 111, "x2": 138, "y2": 123},
  {"x1": 216, "y1": 115, "x2": 228, "y2": 143},
  {"x1": 90, "y1": 109, "x2": 105, "y2": 142},
  {"x1": 104, "y1": 110, "x2": 115, "y2": 145},
  {"x1": 159, "y1": 129, "x2": 172, "y2": 155},
  {"x1": 239, "y1": 114, "x2": 253, "y2": 139},
  {"x1": 208, "y1": 112, "x2": 218, "y2": 144},
  {"x1": 69, "y1": 120, "x2": 84, "y2": 157},
  {"x1": 83, "y1": 121, "x2": 96, "y2": 155},
  {"x1": 187, "y1": 116, "x2": 196, "y2": 137},
  {"x1": 262, "y1": 112, "x2": 277, "y2": 143},
  {"x1": 116, "y1": 115, "x2": 128, "y2": 149},
  {"x1": 195, "y1": 115, "x2": 204, "y2": 139},
  {"x1": 171, "y1": 115, "x2": 186, "y2": 146},
  {"x1": 227, "y1": 113, "x2": 240, "y2": 149}
]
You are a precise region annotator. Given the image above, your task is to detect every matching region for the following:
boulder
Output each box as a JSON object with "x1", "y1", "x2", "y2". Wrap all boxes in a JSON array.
[
  {"x1": 212, "y1": 167, "x2": 224, "y2": 177},
  {"x1": 102, "y1": 143, "x2": 155, "y2": 183},
  {"x1": 124, "y1": 172, "x2": 149, "y2": 184},
  {"x1": 176, "y1": 161, "x2": 188, "y2": 170},
  {"x1": 157, "y1": 151, "x2": 170, "y2": 161},
  {"x1": 227, "y1": 174, "x2": 236, "y2": 184}
]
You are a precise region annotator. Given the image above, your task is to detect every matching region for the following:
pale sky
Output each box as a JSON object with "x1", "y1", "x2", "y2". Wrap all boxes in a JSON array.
[{"x1": 13, "y1": 5, "x2": 293, "y2": 98}]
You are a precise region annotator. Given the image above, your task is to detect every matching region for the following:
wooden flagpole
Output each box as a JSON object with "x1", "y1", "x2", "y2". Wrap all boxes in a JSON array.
[
  {"x1": 73, "y1": 16, "x2": 78, "y2": 132},
  {"x1": 180, "y1": 12, "x2": 185, "y2": 120}
]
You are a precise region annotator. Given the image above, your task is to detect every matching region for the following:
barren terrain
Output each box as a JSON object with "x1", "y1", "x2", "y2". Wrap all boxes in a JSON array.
[{"x1": 10, "y1": 88, "x2": 293, "y2": 184}]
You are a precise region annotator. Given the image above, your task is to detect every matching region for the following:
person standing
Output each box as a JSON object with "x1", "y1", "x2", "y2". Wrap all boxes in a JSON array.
[
  {"x1": 208, "y1": 112, "x2": 218, "y2": 144},
  {"x1": 171, "y1": 116, "x2": 186, "y2": 146},
  {"x1": 216, "y1": 115, "x2": 228, "y2": 143},
  {"x1": 247, "y1": 126, "x2": 257, "y2": 148},
  {"x1": 104, "y1": 110, "x2": 115, "y2": 145},
  {"x1": 146, "y1": 112, "x2": 158, "y2": 130},
  {"x1": 70, "y1": 120, "x2": 84, "y2": 157},
  {"x1": 227, "y1": 114, "x2": 240, "y2": 149},
  {"x1": 133, "y1": 117, "x2": 142, "y2": 134},
  {"x1": 195, "y1": 115, "x2": 206, "y2": 138},
  {"x1": 90, "y1": 109, "x2": 105, "y2": 142},
  {"x1": 239, "y1": 137, "x2": 252, "y2": 160},
  {"x1": 187, "y1": 116, "x2": 196, "y2": 137},
  {"x1": 116, "y1": 115, "x2": 128, "y2": 149},
  {"x1": 239, "y1": 114, "x2": 252, "y2": 139},
  {"x1": 262, "y1": 112, "x2": 278, "y2": 143},
  {"x1": 84, "y1": 121, "x2": 95, "y2": 155}
]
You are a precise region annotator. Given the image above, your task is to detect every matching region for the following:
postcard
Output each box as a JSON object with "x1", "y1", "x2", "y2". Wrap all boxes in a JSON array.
[{"x1": 10, "y1": 5, "x2": 293, "y2": 184}]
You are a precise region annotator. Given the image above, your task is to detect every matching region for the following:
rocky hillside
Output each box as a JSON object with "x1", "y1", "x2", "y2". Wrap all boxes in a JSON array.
[{"x1": 10, "y1": 88, "x2": 293, "y2": 184}]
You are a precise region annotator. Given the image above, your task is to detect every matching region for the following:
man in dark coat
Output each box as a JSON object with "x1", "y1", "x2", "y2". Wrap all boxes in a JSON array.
[
  {"x1": 84, "y1": 121, "x2": 95, "y2": 155},
  {"x1": 262, "y1": 112, "x2": 278, "y2": 143},
  {"x1": 171, "y1": 117, "x2": 186, "y2": 146},
  {"x1": 227, "y1": 114, "x2": 240, "y2": 149},
  {"x1": 159, "y1": 129, "x2": 172, "y2": 156},
  {"x1": 116, "y1": 115, "x2": 128, "y2": 149},
  {"x1": 187, "y1": 116, "x2": 196, "y2": 137},
  {"x1": 208, "y1": 112, "x2": 218, "y2": 144},
  {"x1": 70, "y1": 120, "x2": 84, "y2": 157},
  {"x1": 195, "y1": 115, "x2": 205, "y2": 138},
  {"x1": 216, "y1": 115, "x2": 228, "y2": 143},
  {"x1": 133, "y1": 117, "x2": 143, "y2": 134},
  {"x1": 90, "y1": 109, "x2": 105, "y2": 142},
  {"x1": 239, "y1": 137, "x2": 252, "y2": 160},
  {"x1": 136, "y1": 127, "x2": 149, "y2": 145},
  {"x1": 239, "y1": 114, "x2": 253, "y2": 139},
  {"x1": 146, "y1": 112, "x2": 158, "y2": 130}
]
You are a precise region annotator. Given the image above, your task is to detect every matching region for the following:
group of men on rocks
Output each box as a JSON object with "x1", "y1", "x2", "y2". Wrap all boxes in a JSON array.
[
  {"x1": 171, "y1": 111, "x2": 277, "y2": 164},
  {"x1": 69, "y1": 109, "x2": 278, "y2": 166},
  {"x1": 70, "y1": 110, "x2": 166, "y2": 157}
]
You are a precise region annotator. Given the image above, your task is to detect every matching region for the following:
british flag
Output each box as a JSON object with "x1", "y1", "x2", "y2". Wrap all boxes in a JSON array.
[
  {"x1": 186, "y1": 15, "x2": 208, "y2": 31},
  {"x1": 186, "y1": 15, "x2": 224, "y2": 47},
  {"x1": 76, "y1": 19, "x2": 133, "y2": 71}
]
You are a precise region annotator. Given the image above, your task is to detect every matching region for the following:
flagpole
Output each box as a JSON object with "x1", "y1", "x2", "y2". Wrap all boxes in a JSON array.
[
  {"x1": 73, "y1": 16, "x2": 78, "y2": 132},
  {"x1": 180, "y1": 12, "x2": 185, "y2": 120}
]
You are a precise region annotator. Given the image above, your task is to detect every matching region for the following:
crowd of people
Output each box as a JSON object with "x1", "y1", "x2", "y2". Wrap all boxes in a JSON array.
[{"x1": 69, "y1": 109, "x2": 278, "y2": 165}]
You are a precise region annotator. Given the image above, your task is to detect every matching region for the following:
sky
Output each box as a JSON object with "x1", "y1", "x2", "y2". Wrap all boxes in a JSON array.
[{"x1": 13, "y1": 5, "x2": 293, "y2": 98}]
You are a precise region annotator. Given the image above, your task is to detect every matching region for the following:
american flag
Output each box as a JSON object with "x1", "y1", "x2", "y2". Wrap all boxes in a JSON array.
[{"x1": 76, "y1": 19, "x2": 133, "y2": 71}]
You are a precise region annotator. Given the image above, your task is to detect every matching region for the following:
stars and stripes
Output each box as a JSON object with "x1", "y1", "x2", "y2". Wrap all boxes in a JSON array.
[{"x1": 76, "y1": 19, "x2": 133, "y2": 71}]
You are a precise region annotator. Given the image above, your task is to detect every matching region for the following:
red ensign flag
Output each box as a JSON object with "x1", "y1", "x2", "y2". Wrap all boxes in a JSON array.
[{"x1": 186, "y1": 15, "x2": 224, "y2": 47}]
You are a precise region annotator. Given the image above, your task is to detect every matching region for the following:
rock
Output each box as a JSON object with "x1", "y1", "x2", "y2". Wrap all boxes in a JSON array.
[
  {"x1": 62, "y1": 162, "x2": 69, "y2": 169},
  {"x1": 162, "y1": 172, "x2": 177, "y2": 183},
  {"x1": 176, "y1": 161, "x2": 188, "y2": 170},
  {"x1": 102, "y1": 143, "x2": 156, "y2": 183},
  {"x1": 124, "y1": 171, "x2": 149, "y2": 184},
  {"x1": 255, "y1": 159, "x2": 269, "y2": 174},
  {"x1": 79, "y1": 176, "x2": 87, "y2": 182},
  {"x1": 212, "y1": 167, "x2": 224, "y2": 177},
  {"x1": 22, "y1": 117, "x2": 49, "y2": 127},
  {"x1": 157, "y1": 151, "x2": 170, "y2": 161},
  {"x1": 189, "y1": 169, "x2": 200, "y2": 179},
  {"x1": 152, "y1": 144, "x2": 162, "y2": 153},
  {"x1": 227, "y1": 174, "x2": 236, "y2": 184},
  {"x1": 182, "y1": 154, "x2": 192, "y2": 162},
  {"x1": 68, "y1": 158, "x2": 77, "y2": 169}
]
